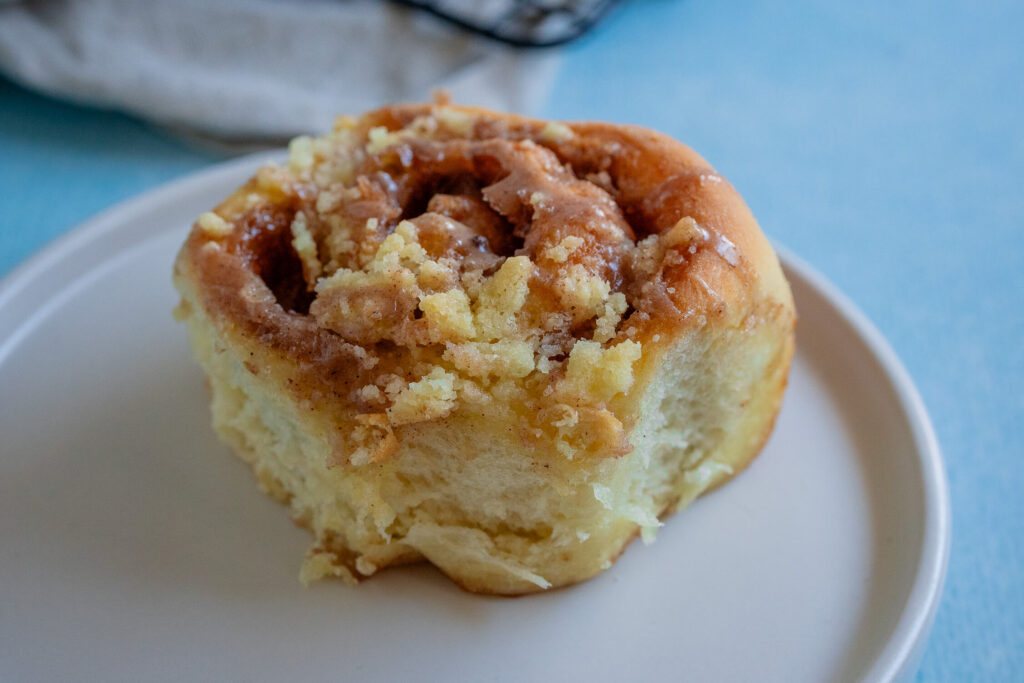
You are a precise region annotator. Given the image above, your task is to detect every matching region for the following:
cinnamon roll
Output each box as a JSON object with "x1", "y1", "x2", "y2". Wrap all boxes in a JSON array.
[{"x1": 173, "y1": 101, "x2": 795, "y2": 595}]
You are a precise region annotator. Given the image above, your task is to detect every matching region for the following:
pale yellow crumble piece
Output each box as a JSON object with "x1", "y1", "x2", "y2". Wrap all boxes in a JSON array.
[
  {"x1": 419, "y1": 289, "x2": 476, "y2": 341},
  {"x1": 333, "y1": 114, "x2": 358, "y2": 131},
  {"x1": 543, "y1": 235, "x2": 584, "y2": 263},
  {"x1": 474, "y1": 256, "x2": 534, "y2": 339},
  {"x1": 443, "y1": 340, "x2": 535, "y2": 379},
  {"x1": 255, "y1": 165, "x2": 290, "y2": 194},
  {"x1": 540, "y1": 121, "x2": 575, "y2": 143},
  {"x1": 630, "y1": 234, "x2": 663, "y2": 281},
  {"x1": 593, "y1": 292, "x2": 629, "y2": 343},
  {"x1": 407, "y1": 114, "x2": 440, "y2": 138},
  {"x1": 316, "y1": 186, "x2": 344, "y2": 214},
  {"x1": 312, "y1": 144, "x2": 358, "y2": 191},
  {"x1": 290, "y1": 212, "x2": 322, "y2": 282},
  {"x1": 288, "y1": 135, "x2": 315, "y2": 173},
  {"x1": 387, "y1": 366, "x2": 458, "y2": 425},
  {"x1": 558, "y1": 339, "x2": 643, "y2": 403},
  {"x1": 365, "y1": 221, "x2": 428, "y2": 272},
  {"x1": 557, "y1": 264, "x2": 611, "y2": 323},
  {"x1": 367, "y1": 126, "x2": 400, "y2": 153},
  {"x1": 437, "y1": 106, "x2": 475, "y2": 136},
  {"x1": 662, "y1": 216, "x2": 708, "y2": 248},
  {"x1": 197, "y1": 211, "x2": 231, "y2": 237},
  {"x1": 417, "y1": 259, "x2": 458, "y2": 291},
  {"x1": 379, "y1": 374, "x2": 407, "y2": 398},
  {"x1": 323, "y1": 215, "x2": 358, "y2": 260},
  {"x1": 317, "y1": 267, "x2": 416, "y2": 306}
]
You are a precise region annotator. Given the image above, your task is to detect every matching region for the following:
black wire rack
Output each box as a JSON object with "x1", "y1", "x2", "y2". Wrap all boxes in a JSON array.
[{"x1": 391, "y1": 0, "x2": 622, "y2": 48}]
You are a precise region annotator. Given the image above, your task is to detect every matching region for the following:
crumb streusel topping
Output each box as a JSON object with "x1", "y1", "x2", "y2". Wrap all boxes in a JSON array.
[{"x1": 184, "y1": 102, "x2": 750, "y2": 465}]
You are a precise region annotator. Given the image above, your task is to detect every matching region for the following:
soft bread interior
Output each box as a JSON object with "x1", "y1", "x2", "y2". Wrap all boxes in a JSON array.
[{"x1": 179, "y1": 274, "x2": 792, "y2": 595}]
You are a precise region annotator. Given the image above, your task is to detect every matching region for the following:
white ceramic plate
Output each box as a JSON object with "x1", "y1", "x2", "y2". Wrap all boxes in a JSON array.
[{"x1": 0, "y1": 155, "x2": 949, "y2": 683}]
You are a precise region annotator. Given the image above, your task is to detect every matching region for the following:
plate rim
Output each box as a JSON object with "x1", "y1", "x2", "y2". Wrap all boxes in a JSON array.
[
  {"x1": 0, "y1": 153, "x2": 951, "y2": 682},
  {"x1": 774, "y1": 244, "x2": 951, "y2": 682}
]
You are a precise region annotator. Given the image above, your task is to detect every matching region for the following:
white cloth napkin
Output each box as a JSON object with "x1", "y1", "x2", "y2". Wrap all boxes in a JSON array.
[{"x1": 0, "y1": 0, "x2": 559, "y2": 142}]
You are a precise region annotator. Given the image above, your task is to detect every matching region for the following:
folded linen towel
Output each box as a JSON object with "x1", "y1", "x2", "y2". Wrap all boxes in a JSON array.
[{"x1": 0, "y1": 0, "x2": 559, "y2": 142}]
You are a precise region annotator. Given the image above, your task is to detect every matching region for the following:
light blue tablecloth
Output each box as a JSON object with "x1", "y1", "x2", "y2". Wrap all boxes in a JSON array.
[{"x1": 1, "y1": 1, "x2": 1020, "y2": 679}]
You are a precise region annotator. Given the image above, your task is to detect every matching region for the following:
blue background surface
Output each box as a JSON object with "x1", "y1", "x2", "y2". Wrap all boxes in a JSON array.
[{"x1": 1, "y1": 1, "x2": 1021, "y2": 679}]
